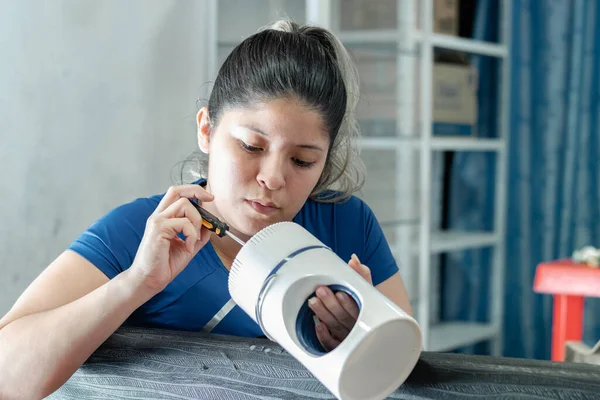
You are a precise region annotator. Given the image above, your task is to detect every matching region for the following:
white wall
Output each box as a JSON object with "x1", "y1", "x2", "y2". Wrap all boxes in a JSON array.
[{"x1": 0, "y1": 0, "x2": 212, "y2": 316}]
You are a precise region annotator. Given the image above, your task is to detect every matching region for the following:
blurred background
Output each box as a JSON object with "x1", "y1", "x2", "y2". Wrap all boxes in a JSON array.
[{"x1": 1, "y1": 0, "x2": 599, "y2": 361}]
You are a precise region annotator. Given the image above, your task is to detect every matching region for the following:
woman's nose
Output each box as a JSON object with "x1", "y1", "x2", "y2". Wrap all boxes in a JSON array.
[{"x1": 257, "y1": 157, "x2": 286, "y2": 190}]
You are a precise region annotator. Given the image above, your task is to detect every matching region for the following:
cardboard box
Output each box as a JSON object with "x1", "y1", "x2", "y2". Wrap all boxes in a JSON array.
[
  {"x1": 353, "y1": 49, "x2": 478, "y2": 137},
  {"x1": 340, "y1": 0, "x2": 459, "y2": 36},
  {"x1": 430, "y1": 0, "x2": 460, "y2": 36},
  {"x1": 340, "y1": 0, "x2": 397, "y2": 31},
  {"x1": 431, "y1": 63, "x2": 478, "y2": 136}
]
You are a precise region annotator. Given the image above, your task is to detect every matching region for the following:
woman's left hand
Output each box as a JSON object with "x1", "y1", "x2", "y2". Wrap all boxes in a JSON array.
[{"x1": 307, "y1": 254, "x2": 372, "y2": 351}]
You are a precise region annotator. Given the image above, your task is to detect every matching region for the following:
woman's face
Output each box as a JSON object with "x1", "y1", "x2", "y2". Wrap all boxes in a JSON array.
[{"x1": 197, "y1": 97, "x2": 329, "y2": 238}]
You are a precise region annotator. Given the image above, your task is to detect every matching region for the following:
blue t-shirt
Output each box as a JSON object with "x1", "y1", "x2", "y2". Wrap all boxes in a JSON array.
[{"x1": 68, "y1": 186, "x2": 399, "y2": 338}]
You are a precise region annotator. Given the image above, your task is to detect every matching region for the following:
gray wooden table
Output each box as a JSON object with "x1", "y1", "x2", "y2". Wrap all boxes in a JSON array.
[{"x1": 48, "y1": 326, "x2": 600, "y2": 399}]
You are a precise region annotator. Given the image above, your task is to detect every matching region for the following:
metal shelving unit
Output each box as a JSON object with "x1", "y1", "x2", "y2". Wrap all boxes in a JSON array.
[{"x1": 307, "y1": 0, "x2": 511, "y2": 354}]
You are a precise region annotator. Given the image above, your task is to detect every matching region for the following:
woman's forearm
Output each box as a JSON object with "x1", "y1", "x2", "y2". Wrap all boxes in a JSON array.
[{"x1": 0, "y1": 268, "x2": 155, "y2": 400}]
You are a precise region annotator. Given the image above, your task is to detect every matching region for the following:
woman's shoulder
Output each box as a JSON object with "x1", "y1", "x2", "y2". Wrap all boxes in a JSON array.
[
  {"x1": 87, "y1": 194, "x2": 162, "y2": 235},
  {"x1": 107, "y1": 194, "x2": 162, "y2": 217},
  {"x1": 68, "y1": 193, "x2": 163, "y2": 279}
]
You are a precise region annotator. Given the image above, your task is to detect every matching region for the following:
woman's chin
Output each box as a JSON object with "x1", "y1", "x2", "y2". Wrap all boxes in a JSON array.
[{"x1": 235, "y1": 217, "x2": 285, "y2": 238}]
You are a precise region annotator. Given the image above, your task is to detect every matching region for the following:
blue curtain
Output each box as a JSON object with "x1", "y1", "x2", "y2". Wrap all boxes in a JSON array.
[{"x1": 443, "y1": 0, "x2": 600, "y2": 359}]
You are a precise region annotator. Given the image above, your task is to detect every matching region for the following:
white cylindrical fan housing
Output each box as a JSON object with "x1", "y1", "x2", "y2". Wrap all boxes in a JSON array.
[{"x1": 229, "y1": 222, "x2": 422, "y2": 400}]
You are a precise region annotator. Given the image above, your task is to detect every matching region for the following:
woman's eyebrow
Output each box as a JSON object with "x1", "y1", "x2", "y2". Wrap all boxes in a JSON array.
[
  {"x1": 297, "y1": 144, "x2": 324, "y2": 151},
  {"x1": 237, "y1": 124, "x2": 325, "y2": 152},
  {"x1": 239, "y1": 124, "x2": 267, "y2": 136}
]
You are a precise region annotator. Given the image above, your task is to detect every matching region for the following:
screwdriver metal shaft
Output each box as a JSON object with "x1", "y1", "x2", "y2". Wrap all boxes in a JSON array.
[{"x1": 225, "y1": 230, "x2": 246, "y2": 246}]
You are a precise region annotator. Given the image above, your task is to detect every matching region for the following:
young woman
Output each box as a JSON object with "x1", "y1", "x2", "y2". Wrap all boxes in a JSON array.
[{"x1": 0, "y1": 20, "x2": 412, "y2": 399}]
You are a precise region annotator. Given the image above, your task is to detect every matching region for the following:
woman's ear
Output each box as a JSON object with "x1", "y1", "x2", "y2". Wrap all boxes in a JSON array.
[{"x1": 197, "y1": 107, "x2": 211, "y2": 154}]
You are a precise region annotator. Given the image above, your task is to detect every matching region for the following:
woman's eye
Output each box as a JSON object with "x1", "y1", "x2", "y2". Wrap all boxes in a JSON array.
[
  {"x1": 293, "y1": 158, "x2": 315, "y2": 168},
  {"x1": 240, "y1": 141, "x2": 261, "y2": 152}
]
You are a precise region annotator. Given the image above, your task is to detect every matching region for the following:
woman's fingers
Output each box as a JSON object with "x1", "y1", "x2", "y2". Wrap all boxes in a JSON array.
[
  {"x1": 314, "y1": 286, "x2": 357, "y2": 331},
  {"x1": 131, "y1": 185, "x2": 215, "y2": 293},
  {"x1": 162, "y1": 197, "x2": 204, "y2": 225},
  {"x1": 157, "y1": 218, "x2": 199, "y2": 253},
  {"x1": 156, "y1": 197, "x2": 210, "y2": 245},
  {"x1": 348, "y1": 254, "x2": 372, "y2": 284},
  {"x1": 314, "y1": 316, "x2": 340, "y2": 351},
  {"x1": 154, "y1": 185, "x2": 214, "y2": 214},
  {"x1": 307, "y1": 254, "x2": 372, "y2": 347},
  {"x1": 335, "y1": 291, "x2": 360, "y2": 320},
  {"x1": 308, "y1": 295, "x2": 350, "y2": 339},
  {"x1": 306, "y1": 255, "x2": 373, "y2": 351}
]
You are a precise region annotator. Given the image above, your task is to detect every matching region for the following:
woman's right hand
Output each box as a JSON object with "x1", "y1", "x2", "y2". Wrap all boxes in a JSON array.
[{"x1": 130, "y1": 184, "x2": 214, "y2": 293}]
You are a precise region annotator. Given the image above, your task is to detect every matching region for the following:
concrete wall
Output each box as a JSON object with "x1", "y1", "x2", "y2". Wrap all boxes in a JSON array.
[{"x1": 0, "y1": 0, "x2": 212, "y2": 316}]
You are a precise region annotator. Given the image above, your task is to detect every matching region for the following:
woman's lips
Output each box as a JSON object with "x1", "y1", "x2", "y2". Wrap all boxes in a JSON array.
[{"x1": 246, "y1": 200, "x2": 279, "y2": 215}]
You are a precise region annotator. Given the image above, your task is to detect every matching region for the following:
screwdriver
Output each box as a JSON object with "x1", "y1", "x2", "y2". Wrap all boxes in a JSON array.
[{"x1": 188, "y1": 200, "x2": 246, "y2": 246}]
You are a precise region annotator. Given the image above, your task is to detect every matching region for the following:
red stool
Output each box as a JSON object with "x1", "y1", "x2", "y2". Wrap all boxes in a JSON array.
[{"x1": 533, "y1": 259, "x2": 600, "y2": 361}]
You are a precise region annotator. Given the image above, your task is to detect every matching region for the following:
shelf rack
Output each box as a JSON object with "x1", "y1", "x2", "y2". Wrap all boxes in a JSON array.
[{"x1": 307, "y1": 0, "x2": 511, "y2": 354}]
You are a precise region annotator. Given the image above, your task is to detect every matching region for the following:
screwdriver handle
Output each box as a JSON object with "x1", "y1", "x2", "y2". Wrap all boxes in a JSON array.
[{"x1": 188, "y1": 200, "x2": 229, "y2": 237}]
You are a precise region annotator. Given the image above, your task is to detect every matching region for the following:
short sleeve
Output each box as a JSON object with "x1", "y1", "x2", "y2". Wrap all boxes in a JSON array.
[
  {"x1": 68, "y1": 197, "x2": 158, "y2": 279},
  {"x1": 360, "y1": 202, "x2": 399, "y2": 286}
]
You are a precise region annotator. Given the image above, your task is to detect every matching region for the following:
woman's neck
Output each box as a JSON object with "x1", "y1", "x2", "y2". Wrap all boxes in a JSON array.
[{"x1": 209, "y1": 234, "x2": 242, "y2": 270}]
